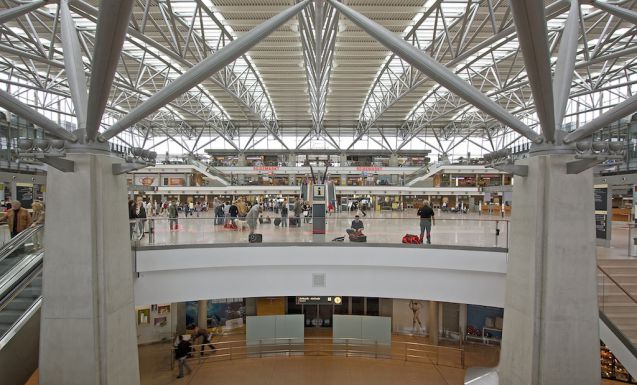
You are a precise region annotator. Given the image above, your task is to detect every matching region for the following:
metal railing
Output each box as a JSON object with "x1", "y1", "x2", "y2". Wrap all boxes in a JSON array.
[
  {"x1": 131, "y1": 215, "x2": 510, "y2": 249},
  {"x1": 170, "y1": 336, "x2": 464, "y2": 370},
  {"x1": 597, "y1": 265, "x2": 637, "y2": 350}
]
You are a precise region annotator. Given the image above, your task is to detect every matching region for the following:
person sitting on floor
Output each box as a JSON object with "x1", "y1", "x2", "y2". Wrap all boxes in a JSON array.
[{"x1": 346, "y1": 215, "x2": 364, "y2": 236}]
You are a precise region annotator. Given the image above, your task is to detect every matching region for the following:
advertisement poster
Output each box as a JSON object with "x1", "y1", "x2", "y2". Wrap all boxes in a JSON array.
[
  {"x1": 134, "y1": 174, "x2": 159, "y2": 187},
  {"x1": 153, "y1": 316, "x2": 167, "y2": 327},
  {"x1": 185, "y1": 299, "x2": 245, "y2": 329},
  {"x1": 207, "y1": 300, "x2": 245, "y2": 329},
  {"x1": 159, "y1": 174, "x2": 186, "y2": 186},
  {"x1": 391, "y1": 299, "x2": 428, "y2": 335},
  {"x1": 137, "y1": 308, "x2": 150, "y2": 325}
]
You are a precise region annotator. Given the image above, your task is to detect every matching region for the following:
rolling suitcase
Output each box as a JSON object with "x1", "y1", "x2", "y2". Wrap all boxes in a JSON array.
[
  {"x1": 274, "y1": 218, "x2": 281, "y2": 226},
  {"x1": 249, "y1": 233, "x2": 263, "y2": 243}
]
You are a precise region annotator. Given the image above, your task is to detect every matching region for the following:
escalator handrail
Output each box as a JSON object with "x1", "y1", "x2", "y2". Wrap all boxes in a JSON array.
[
  {"x1": 0, "y1": 225, "x2": 42, "y2": 265},
  {"x1": 598, "y1": 265, "x2": 637, "y2": 305},
  {"x1": 599, "y1": 310, "x2": 637, "y2": 358},
  {"x1": 0, "y1": 252, "x2": 43, "y2": 312},
  {"x1": 0, "y1": 296, "x2": 41, "y2": 350}
]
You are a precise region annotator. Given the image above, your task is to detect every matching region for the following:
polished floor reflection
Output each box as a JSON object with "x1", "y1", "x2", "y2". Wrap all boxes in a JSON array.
[{"x1": 137, "y1": 209, "x2": 510, "y2": 248}]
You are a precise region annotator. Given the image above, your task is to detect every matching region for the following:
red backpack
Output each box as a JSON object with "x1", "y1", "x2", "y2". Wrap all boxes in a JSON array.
[{"x1": 402, "y1": 234, "x2": 422, "y2": 244}]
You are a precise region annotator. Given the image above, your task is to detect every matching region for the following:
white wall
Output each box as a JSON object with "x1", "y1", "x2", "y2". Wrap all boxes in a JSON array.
[{"x1": 134, "y1": 245, "x2": 507, "y2": 308}]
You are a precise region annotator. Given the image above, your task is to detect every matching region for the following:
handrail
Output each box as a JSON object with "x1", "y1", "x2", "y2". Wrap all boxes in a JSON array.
[
  {"x1": 0, "y1": 296, "x2": 41, "y2": 350},
  {"x1": 0, "y1": 251, "x2": 43, "y2": 313},
  {"x1": 599, "y1": 310, "x2": 637, "y2": 357},
  {"x1": 169, "y1": 336, "x2": 464, "y2": 370},
  {"x1": 0, "y1": 225, "x2": 42, "y2": 265},
  {"x1": 598, "y1": 265, "x2": 637, "y2": 305}
]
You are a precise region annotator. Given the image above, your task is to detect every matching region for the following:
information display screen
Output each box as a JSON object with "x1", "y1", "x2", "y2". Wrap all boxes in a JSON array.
[
  {"x1": 296, "y1": 296, "x2": 342, "y2": 305},
  {"x1": 594, "y1": 188, "x2": 608, "y2": 212},
  {"x1": 596, "y1": 214, "x2": 607, "y2": 239}
]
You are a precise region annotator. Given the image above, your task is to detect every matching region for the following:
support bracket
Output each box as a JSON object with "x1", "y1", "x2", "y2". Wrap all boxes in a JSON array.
[
  {"x1": 566, "y1": 155, "x2": 623, "y2": 175},
  {"x1": 491, "y1": 163, "x2": 528, "y2": 177},
  {"x1": 41, "y1": 155, "x2": 75, "y2": 173},
  {"x1": 112, "y1": 162, "x2": 150, "y2": 175}
]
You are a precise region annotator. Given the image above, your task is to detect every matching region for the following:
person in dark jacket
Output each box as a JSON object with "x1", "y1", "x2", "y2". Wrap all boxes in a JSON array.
[
  {"x1": 417, "y1": 200, "x2": 435, "y2": 244},
  {"x1": 174, "y1": 335, "x2": 192, "y2": 378},
  {"x1": 229, "y1": 201, "x2": 239, "y2": 223}
]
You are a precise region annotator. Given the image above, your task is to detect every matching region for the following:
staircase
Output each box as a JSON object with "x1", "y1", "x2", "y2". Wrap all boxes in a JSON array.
[{"x1": 598, "y1": 259, "x2": 637, "y2": 347}]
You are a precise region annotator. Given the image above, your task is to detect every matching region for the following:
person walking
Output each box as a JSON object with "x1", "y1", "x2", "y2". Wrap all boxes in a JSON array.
[
  {"x1": 174, "y1": 335, "x2": 192, "y2": 379},
  {"x1": 417, "y1": 200, "x2": 435, "y2": 244},
  {"x1": 168, "y1": 200, "x2": 179, "y2": 231},
  {"x1": 280, "y1": 200, "x2": 288, "y2": 227},
  {"x1": 0, "y1": 200, "x2": 32, "y2": 238}
]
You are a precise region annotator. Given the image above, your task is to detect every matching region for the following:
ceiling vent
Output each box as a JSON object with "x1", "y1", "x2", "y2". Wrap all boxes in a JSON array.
[{"x1": 312, "y1": 273, "x2": 326, "y2": 288}]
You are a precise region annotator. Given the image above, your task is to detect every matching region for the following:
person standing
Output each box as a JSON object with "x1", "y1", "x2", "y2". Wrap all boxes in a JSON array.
[
  {"x1": 229, "y1": 201, "x2": 239, "y2": 223},
  {"x1": 30, "y1": 201, "x2": 45, "y2": 247},
  {"x1": 168, "y1": 200, "x2": 179, "y2": 231},
  {"x1": 293, "y1": 198, "x2": 303, "y2": 227},
  {"x1": 1, "y1": 200, "x2": 32, "y2": 238},
  {"x1": 132, "y1": 199, "x2": 147, "y2": 238},
  {"x1": 174, "y1": 335, "x2": 192, "y2": 379},
  {"x1": 280, "y1": 200, "x2": 288, "y2": 227},
  {"x1": 246, "y1": 202, "x2": 261, "y2": 235},
  {"x1": 417, "y1": 200, "x2": 435, "y2": 244}
]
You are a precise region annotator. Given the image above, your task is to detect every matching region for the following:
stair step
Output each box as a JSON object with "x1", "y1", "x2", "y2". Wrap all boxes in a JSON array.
[
  {"x1": 0, "y1": 309, "x2": 23, "y2": 324},
  {"x1": 5, "y1": 297, "x2": 35, "y2": 311}
]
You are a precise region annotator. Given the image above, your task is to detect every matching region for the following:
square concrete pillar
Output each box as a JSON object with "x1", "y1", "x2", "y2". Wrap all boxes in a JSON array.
[
  {"x1": 497, "y1": 155, "x2": 600, "y2": 385},
  {"x1": 39, "y1": 152, "x2": 140, "y2": 385}
]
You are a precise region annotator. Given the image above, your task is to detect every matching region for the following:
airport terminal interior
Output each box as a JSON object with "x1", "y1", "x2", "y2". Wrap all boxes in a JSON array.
[{"x1": 1, "y1": 0, "x2": 637, "y2": 384}]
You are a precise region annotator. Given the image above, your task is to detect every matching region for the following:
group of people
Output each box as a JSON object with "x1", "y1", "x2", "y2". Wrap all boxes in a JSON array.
[
  {"x1": 173, "y1": 326, "x2": 216, "y2": 379},
  {"x1": 0, "y1": 200, "x2": 45, "y2": 242}
]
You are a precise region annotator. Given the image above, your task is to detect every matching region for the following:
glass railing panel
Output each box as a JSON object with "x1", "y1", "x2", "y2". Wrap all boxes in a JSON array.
[
  {"x1": 132, "y1": 215, "x2": 508, "y2": 249},
  {"x1": 0, "y1": 270, "x2": 42, "y2": 340},
  {"x1": 0, "y1": 226, "x2": 44, "y2": 279},
  {"x1": 598, "y1": 266, "x2": 637, "y2": 350}
]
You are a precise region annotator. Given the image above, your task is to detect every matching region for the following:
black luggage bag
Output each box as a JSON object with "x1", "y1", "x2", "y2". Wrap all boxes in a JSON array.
[
  {"x1": 249, "y1": 233, "x2": 263, "y2": 243},
  {"x1": 274, "y1": 218, "x2": 281, "y2": 226}
]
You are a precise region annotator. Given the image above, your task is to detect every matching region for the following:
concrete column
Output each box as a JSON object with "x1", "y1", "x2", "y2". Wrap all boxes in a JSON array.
[
  {"x1": 287, "y1": 153, "x2": 296, "y2": 166},
  {"x1": 174, "y1": 302, "x2": 186, "y2": 336},
  {"x1": 339, "y1": 153, "x2": 347, "y2": 166},
  {"x1": 197, "y1": 300, "x2": 207, "y2": 329},
  {"x1": 289, "y1": 174, "x2": 296, "y2": 186},
  {"x1": 427, "y1": 301, "x2": 439, "y2": 345},
  {"x1": 39, "y1": 149, "x2": 140, "y2": 385},
  {"x1": 388, "y1": 154, "x2": 399, "y2": 167},
  {"x1": 237, "y1": 153, "x2": 246, "y2": 185},
  {"x1": 497, "y1": 155, "x2": 599, "y2": 385}
]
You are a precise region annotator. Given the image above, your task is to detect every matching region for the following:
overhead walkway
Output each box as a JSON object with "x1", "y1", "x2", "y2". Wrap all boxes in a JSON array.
[
  {"x1": 0, "y1": 225, "x2": 43, "y2": 385},
  {"x1": 405, "y1": 163, "x2": 503, "y2": 187}
]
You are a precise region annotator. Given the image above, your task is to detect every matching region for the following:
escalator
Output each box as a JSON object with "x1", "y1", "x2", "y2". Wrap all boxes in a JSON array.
[{"x1": 0, "y1": 225, "x2": 44, "y2": 385}]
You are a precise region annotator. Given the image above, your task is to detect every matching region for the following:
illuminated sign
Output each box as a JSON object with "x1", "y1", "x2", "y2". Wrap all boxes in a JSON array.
[
  {"x1": 253, "y1": 166, "x2": 280, "y2": 171},
  {"x1": 356, "y1": 167, "x2": 383, "y2": 172},
  {"x1": 296, "y1": 296, "x2": 343, "y2": 305}
]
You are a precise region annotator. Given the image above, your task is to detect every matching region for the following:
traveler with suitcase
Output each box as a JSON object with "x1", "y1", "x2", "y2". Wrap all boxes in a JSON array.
[{"x1": 417, "y1": 200, "x2": 435, "y2": 244}]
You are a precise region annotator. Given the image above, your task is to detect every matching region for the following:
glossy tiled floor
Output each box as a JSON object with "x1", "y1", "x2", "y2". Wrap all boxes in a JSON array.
[
  {"x1": 137, "y1": 329, "x2": 497, "y2": 385},
  {"x1": 138, "y1": 209, "x2": 510, "y2": 249}
]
